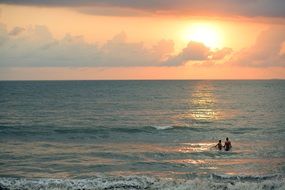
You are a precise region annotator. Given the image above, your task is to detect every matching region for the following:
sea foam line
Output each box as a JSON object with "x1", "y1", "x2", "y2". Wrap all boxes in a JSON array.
[
  {"x1": 151, "y1": 125, "x2": 174, "y2": 130},
  {"x1": 0, "y1": 175, "x2": 284, "y2": 190}
]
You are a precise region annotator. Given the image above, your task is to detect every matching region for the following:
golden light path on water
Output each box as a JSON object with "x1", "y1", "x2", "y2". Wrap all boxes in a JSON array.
[
  {"x1": 179, "y1": 81, "x2": 239, "y2": 124},
  {"x1": 178, "y1": 142, "x2": 214, "y2": 153},
  {"x1": 174, "y1": 81, "x2": 224, "y2": 125},
  {"x1": 190, "y1": 81, "x2": 219, "y2": 121}
]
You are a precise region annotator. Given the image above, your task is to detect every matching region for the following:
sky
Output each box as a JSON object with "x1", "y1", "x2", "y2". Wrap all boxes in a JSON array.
[{"x1": 0, "y1": 0, "x2": 285, "y2": 80}]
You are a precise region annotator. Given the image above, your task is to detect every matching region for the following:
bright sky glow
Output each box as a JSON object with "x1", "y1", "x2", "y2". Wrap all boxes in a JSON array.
[
  {"x1": 0, "y1": 1, "x2": 284, "y2": 80},
  {"x1": 183, "y1": 23, "x2": 222, "y2": 49}
]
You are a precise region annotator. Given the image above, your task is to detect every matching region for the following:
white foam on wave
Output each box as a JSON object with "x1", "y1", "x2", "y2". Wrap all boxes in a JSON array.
[
  {"x1": 211, "y1": 173, "x2": 280, "y2": 181},
  {"x1": 151, "y1": 125, "x2": 174, "y2": 130},
  {"x1": 0, "y1": 175, "x2": 284, "y2": 190}
]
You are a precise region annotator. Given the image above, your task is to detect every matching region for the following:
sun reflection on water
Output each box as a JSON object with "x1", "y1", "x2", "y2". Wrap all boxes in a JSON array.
[
  {"x1": 189, "y1": 81, "x2": 219, "y2": 121},
  {"x1": 178, "y1": 142, "x2": 215, "y2": 153},
  {"x1": 169, "y1": 159, "x2": 206, "y2": 165}
]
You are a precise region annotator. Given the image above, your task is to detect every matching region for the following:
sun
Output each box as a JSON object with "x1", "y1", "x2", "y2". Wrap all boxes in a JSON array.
[{"x1": 183, "y1": 23, "x2": 222, "y2": 49}]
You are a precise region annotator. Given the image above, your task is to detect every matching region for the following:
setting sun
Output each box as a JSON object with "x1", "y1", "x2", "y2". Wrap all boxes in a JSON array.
[
  {"x1": 0, "y1": 1, "x2": 285, "y2": 189},
  {"x1": 183, "y1": 23, "x2": 222, "y2": 49}
]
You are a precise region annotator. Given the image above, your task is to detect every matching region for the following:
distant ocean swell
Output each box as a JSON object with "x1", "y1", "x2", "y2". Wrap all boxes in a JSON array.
[
  {"x1": 0, "y1": 175, "x2": 284, "y2": 190},
  {"x1": 0, "y1": 124, "x2": 247, "y2": 135},
  {"x1": 0, "y1": 125, "x2": 190, "y2": 137}
]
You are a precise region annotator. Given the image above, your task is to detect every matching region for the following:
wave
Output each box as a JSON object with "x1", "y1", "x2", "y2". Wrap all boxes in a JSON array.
[
  {"x1": 210, "y1": 173, "x2": 281, "y2": 181},
  {"x1": 150, "y1": 125, "x2": 174, "y2": 130},
  {"x1": 146, "y1": 125, "x2": 213, "y2": 132},
  {"x1": 0, "y1": 124, "x2": 270, "y2": 138},
  {"x1": 0, "y1": 175, "x2": 284, "y2": 190},
  {"x1": 0, "y1": 124, "x2": 201, "y2": 136}
]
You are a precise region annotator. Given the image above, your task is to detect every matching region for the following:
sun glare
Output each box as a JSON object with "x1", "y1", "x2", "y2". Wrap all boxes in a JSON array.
[{"x1": 183, "y1": 23, "x2": 222, "y2": 49}]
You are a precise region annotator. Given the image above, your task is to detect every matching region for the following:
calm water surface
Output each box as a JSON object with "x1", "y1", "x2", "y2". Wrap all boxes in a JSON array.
[{"x1": 0, "y1": 80, "x2": 284, "y2": 189}]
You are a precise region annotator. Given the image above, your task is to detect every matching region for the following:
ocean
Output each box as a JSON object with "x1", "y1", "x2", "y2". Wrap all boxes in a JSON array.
[{"x1": 0, "y1": 80, "x2": 284, "y2": 189}]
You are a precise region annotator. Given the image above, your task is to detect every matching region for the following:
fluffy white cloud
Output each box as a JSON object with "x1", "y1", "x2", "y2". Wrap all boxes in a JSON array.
[
  {"x1": 163, "y1": 41, "x2": 232, "y2": 66},
  {"x1": 230, "y1": 26, "x2": 285, "y2": 67},
  {"x1": 8, "y1": 26, "x2": 25, "y2": 36},
  {"x1": 0, "y1": 25, "x2": 99, "y2": 67},
  {"x1": 0, "y1": 24, "x2": 231, "y2": 68}
]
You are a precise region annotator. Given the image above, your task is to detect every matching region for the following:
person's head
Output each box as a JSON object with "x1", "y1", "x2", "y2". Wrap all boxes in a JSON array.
[
  {"x1": 219, "y1": 140, "x2": 221, "y2": 143},
  {"x1": 226, "y1": 137, "x2": 229, "y2": 141}
]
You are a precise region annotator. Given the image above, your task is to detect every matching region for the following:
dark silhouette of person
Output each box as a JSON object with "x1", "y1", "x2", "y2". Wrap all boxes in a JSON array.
[
  {"x1": 215, "y1": 140, "x2": 223, "y2": 150},
  {"x1": 224, "y1": 137, "x2": 232, "y2": 151}
]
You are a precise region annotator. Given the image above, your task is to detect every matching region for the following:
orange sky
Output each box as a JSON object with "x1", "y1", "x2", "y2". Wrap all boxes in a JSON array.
[{"x1": 0, "y1": 3, "x2": 284, "y2": 80}]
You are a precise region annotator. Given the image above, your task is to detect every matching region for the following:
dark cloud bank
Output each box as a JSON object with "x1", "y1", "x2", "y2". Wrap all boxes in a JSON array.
[{"x1": 1, "y1": 0, "x2": 285, "y2": 18}]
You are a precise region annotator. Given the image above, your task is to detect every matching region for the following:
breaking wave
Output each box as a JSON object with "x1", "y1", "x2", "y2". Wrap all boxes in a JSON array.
[
  {"x1": 150, "y1": 125, "x2": 174, "y2": 130},
  {"x1": 0, "y1": 174, "x2": 284, "y2": 190}
]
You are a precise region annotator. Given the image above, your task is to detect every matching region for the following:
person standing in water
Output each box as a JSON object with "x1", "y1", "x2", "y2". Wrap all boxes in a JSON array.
[
  {"x1": 215, "y1": 140, "x2": 223, "y2": 150},
  {"x1": 224, "y1": 137, "x2": 232, "y2": 151}
]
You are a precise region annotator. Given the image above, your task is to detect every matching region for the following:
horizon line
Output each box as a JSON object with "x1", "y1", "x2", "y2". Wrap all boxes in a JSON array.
[{"x1": 0, "y1": 79, "x2": 284, "y2": 82}]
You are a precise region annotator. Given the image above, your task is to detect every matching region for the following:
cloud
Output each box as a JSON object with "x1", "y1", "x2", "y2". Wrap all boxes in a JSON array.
[
  {"x1": 0, "y1": 24, "x2": 163, "y2": 67},
  {"x1": 95, "y1": 32, "x2": 158, "y2": 67},
  {"x1": 1, "y1": 0, "x2": 285, "y2": 18},
  {"x1": 0, "y1": 24, "x2": 231, "y2": 68},
  {"x1": 212, "y1": 48, "x2": 233, "y2": 60},
  {"x1": 78, "y1": 6, "x2": 152, "y2": 17},
  {"x1": 0, "y1": 23, "x2": 8, "y2": 45},
  {"x1": 164, "y1": 41, "x2": 232, "y2": 66},
  {"x1": 0, "y1": 24, "x2": 99, "y2": 67},
  {"x1": 151, "y1": 39, "x2": 174, "y2": 61},
  {"x1": 8, "y1": 26, "x2": 25, "y2": 36},
  {"x1": 230, "y1": 26, "x2": 285, "y2": 67}
]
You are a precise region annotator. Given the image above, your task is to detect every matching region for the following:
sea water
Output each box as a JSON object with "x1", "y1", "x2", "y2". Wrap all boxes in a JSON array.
[{"x1": 0, "y1": 80, "x2": 284, "y2": 189}]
